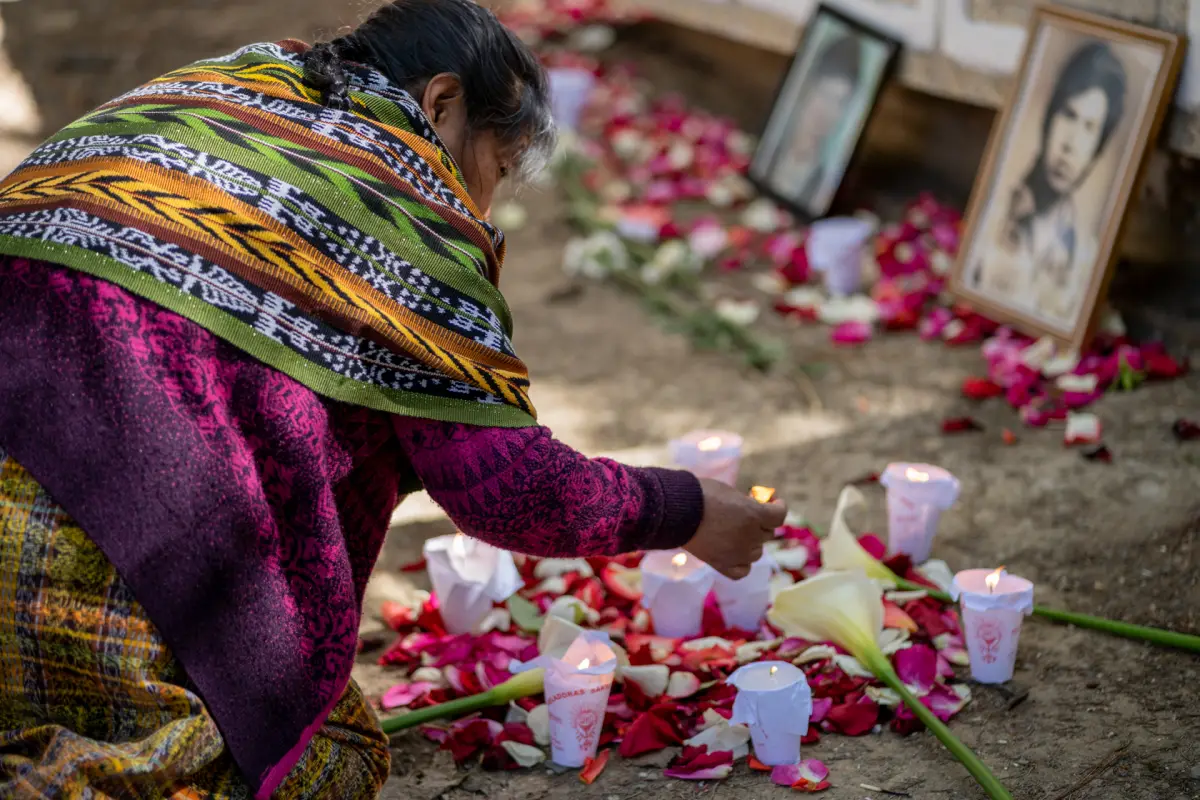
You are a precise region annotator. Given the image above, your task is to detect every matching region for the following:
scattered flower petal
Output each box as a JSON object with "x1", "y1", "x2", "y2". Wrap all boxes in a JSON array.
[
  {"x1": 380, "y1": 681, "x2": 435, "y2": 710},
  {"x1": 1064, "y1": 412, "x2": 1102, "y2": 445},
  {"x1": 580, "y1": 749, "x2": 611, "y2": 784},
  {"x1": 961, "y1": 377, "x2": 1003, "y2": 400},
  {"x1": 684, "y1": 717, "x2": 750, "y2": 760},
  {"x1": 831, "y1": 320, "x2": 872, "y2": 346},
  {"x1": 501, "y1": 740, "x2": 546, "y2": 768},
  {"x1": 527, "y1": 704, "x2": 550, "y2": 746},
  {"x1": 1172, "y1": 418, "x2": 1200, "y2": 441},
  {"x1": 666, "y1": 671, "x2": 703, "y2": 699},
  {"x1": 942, "y1": 416, "x2": 983, "y2": 434},
  {"x1": 664, "y1": 745, "x2": 735, "y2": 780}
]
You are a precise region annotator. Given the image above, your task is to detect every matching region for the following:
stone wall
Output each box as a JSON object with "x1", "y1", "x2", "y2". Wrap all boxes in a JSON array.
[{"x1": 620, "y1": 0, "x2": 1200, "y2": 157}]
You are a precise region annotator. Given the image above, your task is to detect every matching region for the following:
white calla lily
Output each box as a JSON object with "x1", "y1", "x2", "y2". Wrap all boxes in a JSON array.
[
  {"x1": 768, "y1": 570, "x2": 883, "y2": 663},
  {"x1": 820, "y1": 486, "x2": 899, "y2": 585},
  {"x1": 768, "y1": 569, "x2": 1014, "y2": 799}
]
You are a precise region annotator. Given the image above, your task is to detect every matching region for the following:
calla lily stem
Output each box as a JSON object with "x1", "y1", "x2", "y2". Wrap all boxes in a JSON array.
[
  {"x1": 894, "y1": 578, "x2": 1200, "y2": 653},
  {"x1": 382, "y1": 690, "x2": 501, "y2": 734},
  {"x1": 381, "y1": 668, "x2": 546, "y2": 735},
  {"x1": 864, "y1": 652, "x2": 1014, "y2": 800}
]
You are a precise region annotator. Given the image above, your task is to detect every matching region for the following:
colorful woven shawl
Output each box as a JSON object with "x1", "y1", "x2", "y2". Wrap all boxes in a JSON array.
[
  {"x1": 0, "y1": 40, "x2": 536, "y2": 426},
  {"x1": 0, "y1": 40, "x2": 539, "y2": 797}
]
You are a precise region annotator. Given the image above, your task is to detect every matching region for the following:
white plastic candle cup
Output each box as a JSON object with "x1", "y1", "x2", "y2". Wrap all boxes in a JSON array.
[
  {"x1": 543, "y1": 634, "x2": 618, "y2": 767},
  {"x1": 807, "y1": 217, "x2": 874, "y2": 297},
  {"x1": 879, "y1": 463, "x2": 961, "y2": 563},
  {"x1": 640, "y1": 549, "x2": 715, "y2": 638},
  {"x1": 951, "y1": 569, "x2": 1034, "y2": 684},
  {"x1": 667, "y1": 430, "x2": 744, "y2": 486},
  {"x1": 712, "y1": 554, "x2": 773, "y2": 632},
  {"x1": 728, "y1": 661, "x2": 812, "y2": 766},
  {"x1": 548, "y1": 67, "x2": 597, "y2": 131},
  {"x1": 423, "y1": 534, "x2": 522, "y2": 635}
]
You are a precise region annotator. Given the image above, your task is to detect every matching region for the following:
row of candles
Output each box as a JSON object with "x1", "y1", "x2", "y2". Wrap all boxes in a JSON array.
[{"x1": 421, "y1": 429, "x2": 1035, "y2": 768}]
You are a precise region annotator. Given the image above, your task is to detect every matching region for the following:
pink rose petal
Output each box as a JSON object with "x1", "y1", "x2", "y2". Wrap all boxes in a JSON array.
[
  {"x1": 831, "y1": 320, "x2": 872, "y2": 346},
  {"x1": 380, "y1": 681, "x2": 435, "y2": 710},
  {"x1": 892, "y1": 644, "x2": 938, "y2": 694}
]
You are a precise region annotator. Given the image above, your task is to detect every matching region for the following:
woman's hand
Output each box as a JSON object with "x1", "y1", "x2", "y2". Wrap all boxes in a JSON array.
[{"x1": 683, "y1": 478, "x2": 788, "y2": 580}]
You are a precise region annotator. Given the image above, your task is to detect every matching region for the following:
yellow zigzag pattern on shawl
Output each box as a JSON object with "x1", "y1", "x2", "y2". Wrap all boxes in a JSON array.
[
  {"x1": 0, "y1": 164, "x2": 532, "y2": 411},
  {"x1": 132, "y1": 58, "x2": 506, "y2": 283}
]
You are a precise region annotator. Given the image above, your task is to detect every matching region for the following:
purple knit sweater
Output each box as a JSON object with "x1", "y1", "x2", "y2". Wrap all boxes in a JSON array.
[
  {"x1": 0, "y1": 256, "x2": 702, "y2": 792},
  {"x1": 392, "y1": 418, "x2": 702, "y2": 555}
]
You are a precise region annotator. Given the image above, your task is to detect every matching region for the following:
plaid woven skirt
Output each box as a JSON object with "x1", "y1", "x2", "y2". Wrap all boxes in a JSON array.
[{"x1": 0, "y1": 451, "x2": 390, "y2": 799}]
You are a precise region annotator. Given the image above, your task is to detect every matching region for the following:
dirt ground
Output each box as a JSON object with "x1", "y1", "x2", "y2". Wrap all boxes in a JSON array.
[{"x1": 2, "y1": 3, "x2": 1199, "y2": 798}]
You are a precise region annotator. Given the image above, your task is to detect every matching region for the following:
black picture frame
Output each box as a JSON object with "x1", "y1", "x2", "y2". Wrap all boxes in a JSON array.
[{"x1": 747, "y1": 3, "x2": 902, "y2": 222}]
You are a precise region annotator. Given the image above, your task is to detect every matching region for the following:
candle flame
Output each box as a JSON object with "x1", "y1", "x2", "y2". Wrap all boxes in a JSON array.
[
  {"x1": 578, "y1": 658, "x2": 591, "y2": 670},
  {"x1": 697, "y1": 436, "x2": 723, "y2": 452},
  {"x1": 671, "y1": 552, "x2": 688, "y2": 568},
  {"x1": 750, "y1": 486, "x2": 776, "y2": 504},
  {"x1": 769, "y1": 665, "x2": 778, "y2": 676},
  {"x1": 905, "y1": 467, "x2": 930, "y2": 482},
  {"x1": 985, "y1": 567, "x2": 1005, "y2": 593}
]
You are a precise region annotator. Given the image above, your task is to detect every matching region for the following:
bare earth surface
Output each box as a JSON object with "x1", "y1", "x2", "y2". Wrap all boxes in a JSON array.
[{"x1": 2, "y1": 3, "x2": 1199, "y2": 798}]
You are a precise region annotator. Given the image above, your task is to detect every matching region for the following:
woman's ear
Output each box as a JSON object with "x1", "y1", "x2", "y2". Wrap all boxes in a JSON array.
[{"x1": 421, "y1": 73, "x2": 469, "y2": 158}]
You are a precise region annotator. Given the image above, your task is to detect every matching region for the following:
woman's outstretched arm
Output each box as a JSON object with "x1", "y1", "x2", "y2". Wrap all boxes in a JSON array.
[{"x1": 392, "y1": 418, "x2": 703, "y2": 558}]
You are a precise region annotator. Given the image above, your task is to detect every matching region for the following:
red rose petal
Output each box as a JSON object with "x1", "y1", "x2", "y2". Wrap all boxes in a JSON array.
[
  {"x1": 823, "y1": 694, "x2": 879, "y2": 736},
  {"x1": 857, "y1": 534, "x2": 887, "y2": 561},
  {"x1": 580, "y1": 749, "x2": 611, "y2": 784},
  {"x1": 1082, "y1": 444, "x2": 1113, "y2": 463},
  {"x1": 618, "y1": 704, "x2": 688, "y2": 757},
  {"x1": 942, "y1": 416, "x2": 984, "y2": 434},
  {"x1": 749, "y1": 756, "x2": 772, "y2": 772},
  {"x1": 962, "y1": 377, "x2": 1003, "y2": 400},
  {"x1": 1172, "y1": 418, "x2": 1200, "y2": 441},
  {"x1": 664, "y1": 745, "x2": 735, "y2": 780}
]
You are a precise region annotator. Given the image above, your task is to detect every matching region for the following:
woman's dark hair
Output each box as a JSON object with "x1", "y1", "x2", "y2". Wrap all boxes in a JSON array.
[
  {"x1": 304, "y1": 0, "x2": 556, "y2": 180},
  {"x1": 1041, "y1": 40, "x2": 1127, "y2": 157},
  {"x1": 811, "y1": 34, "x2": 862, "y2": 89}
]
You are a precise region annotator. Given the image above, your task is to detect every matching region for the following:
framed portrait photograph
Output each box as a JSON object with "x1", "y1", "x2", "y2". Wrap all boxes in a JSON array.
[
  {"x1": 748, "y1": 4, "x2": 900, "y2": 220},
  {"x1": 950, "y1": 5, "x2": 1184, "y2": 351}
]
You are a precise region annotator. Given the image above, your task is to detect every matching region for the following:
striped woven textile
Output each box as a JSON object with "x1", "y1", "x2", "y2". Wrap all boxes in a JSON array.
[
  {"x1": 0, "y1": 40, "x2": 535, "y2": 426},
  {"x1": 0, "y1": 450, "x2": 390, "y2": 799}
]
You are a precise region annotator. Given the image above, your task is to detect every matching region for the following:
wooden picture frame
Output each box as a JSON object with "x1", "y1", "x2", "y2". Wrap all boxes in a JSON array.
[
  {"x1": 948, "y1": 4, "x2": 1184, "y2": 352},
  {"x1": 747, "y1": 3, "x2": 900, "y2": 222}
]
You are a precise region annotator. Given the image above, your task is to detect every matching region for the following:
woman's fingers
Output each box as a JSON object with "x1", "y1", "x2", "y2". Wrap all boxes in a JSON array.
[{"x1": 759, "y1": 498, "x2": 788, "y2": 528}]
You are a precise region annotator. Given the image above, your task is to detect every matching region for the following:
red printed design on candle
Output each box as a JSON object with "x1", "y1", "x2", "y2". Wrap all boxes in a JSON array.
[
  {"x1": 974, "y1": 617, "x2": 1004, "y2": 664},
  {"x1": 575, "y1": 707, "x2": 600, "y2": 750}
]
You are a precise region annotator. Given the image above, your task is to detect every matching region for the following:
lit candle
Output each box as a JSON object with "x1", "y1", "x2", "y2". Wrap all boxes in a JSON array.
[
  {"x1": 879, "y1": 463, "x2": 961, "y2": 563},
  {"x1": 543, "y1": 633, "x2": 618, "y2": 767},
  {"x1": 640, "y1": 549, "x2": 715, "y2": 638},
  {"x1": 950, "y1": 567, "x2": 1035, "y2": 684},
  {"x1": 727, "y1": 661, "x2": 812, "y2": 766},
  {"x1": 750, "y1": 485, "x2": 776, "y2": 504},
  {"x1": 422, "y1": 532, "x2": 522, "y2": 635},
  {"x1": 712, "y1": 552, "x2": 774, "y2": 632},
  {"x1": 668, "y1": 430, "x2": 744, "y2": 486}
]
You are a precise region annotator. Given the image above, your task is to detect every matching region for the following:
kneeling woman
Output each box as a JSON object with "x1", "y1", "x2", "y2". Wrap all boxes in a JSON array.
[{"x1": 0, "y1": 1, "x2": 784, "y2": 797}]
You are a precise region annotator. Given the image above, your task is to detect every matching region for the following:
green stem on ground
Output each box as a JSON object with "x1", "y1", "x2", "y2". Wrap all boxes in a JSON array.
[
  {"x1": 381, "y1": 690, "x2": 500, "y2": 734},
  {"x1": 893, "y1": 577, "x2": 1200, "y2": 653},
  {"x1": 381, "y1": 668, "x2": 546, "y2": 735},
  {"x1": 863, "y1": 652, "x2": 1014, "y2": 800}
]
